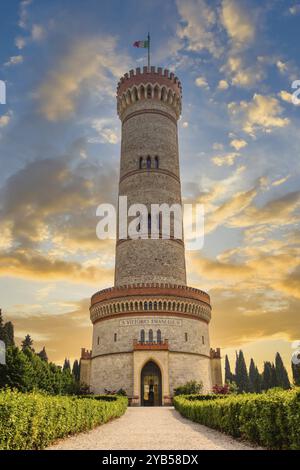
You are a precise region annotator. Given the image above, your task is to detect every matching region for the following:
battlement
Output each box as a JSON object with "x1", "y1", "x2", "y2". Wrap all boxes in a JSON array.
[
  {"x1": 116, "y1": 66, "x2": 182, "y2": 119},
  {"x1": 117, "y1": 66, "x2": 182, "y2": 95},
  {"x1": 81, "y1": 348, "x2": 92, "y2": 360},
  {"x1": 210, "y1": 348, "x2": 221, "y2": 359}
]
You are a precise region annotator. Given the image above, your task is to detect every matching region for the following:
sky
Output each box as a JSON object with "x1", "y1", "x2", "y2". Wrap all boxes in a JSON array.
[{"x1": 0, "y1": 0, "x2": 299, "y2": 375}]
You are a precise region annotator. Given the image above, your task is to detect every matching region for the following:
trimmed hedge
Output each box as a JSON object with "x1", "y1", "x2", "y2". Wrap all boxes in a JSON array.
[
  {"x1": 174, "y1": 389, "x2": 300, "y2": 449},
  {"x1": 0, "y1": 389, "x2": 128, "y2": 450}
]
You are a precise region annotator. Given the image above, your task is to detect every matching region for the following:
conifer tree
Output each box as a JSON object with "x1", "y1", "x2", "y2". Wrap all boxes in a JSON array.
[
  {"x1": 0, "y1": 309, "x2": 5, "y2": 342},
  {"x1": 275, "y1": 352, "x2": 290, "y2": 389},
  {"x1": 72, "y1": 359, "x2": 80, "y2": 382},
  {"x1": 21, "y1": 334, "x2": 34, "y2": 352},
  {"x1": 224, "y1": 354, "x2": 234, "y2": 384},
  {"x1": 3, "y1": 321, "x2": 14, "y2": 347},
  {"x1": 262, "y1": 361, "x2": 273, "y2": 391},
  {"x1": 235, "y1": 350, "x2": 250, "y2": 393},
  {"x1": 249, "y1": 358, "x2": 261, "y2": 393},
  {"x1": 37, "y1": 346, "x2": 48, "y2": 362},
  {"x1": 63, "y1": 358, "x2": 71, "y2": 371}
]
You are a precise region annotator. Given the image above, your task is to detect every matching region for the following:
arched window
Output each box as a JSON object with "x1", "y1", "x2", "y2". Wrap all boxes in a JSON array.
[
  {"x1": 147, "y1": 85, "x2": 152, "y2": 98},
  {"x1": 157, "y1": 329, "x2": 162, "y2": 343},
  {"x1": 149, "y1": 301, "x2": 152, "y2": 310},
  {"x1": 155, "y1": 156, "x2": 159, "y2": 169},
  {"x1": 139, "y1": 156, "x2": 143, "y2": 169},
  {"x1": 144, "y1": 301, "x2": 148, "y2": 310},
  {"x1": 149, "y1": 329, "x2": 153, "y2": 342},
  {"x1": 114, "y1": 333, "x2": 117, "y2": 342},
  {"x1": 140, "y1": 329, "x2": 145, "y2": 343},
  {"x1": 97, "y1": 336, "x2": 100, "y2": 345},
  {"x1": 185, "y1": 332, "x2": 188, "y2": 342},
  {"x1": 146, "y1": 155, "x2": 151, "y2": 169},
  {"x1": 202, "y1": 335, "x2": 205, "y2": 345}
]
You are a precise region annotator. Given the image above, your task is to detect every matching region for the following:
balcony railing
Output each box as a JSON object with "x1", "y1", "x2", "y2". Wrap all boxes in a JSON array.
[{"x1": 133, "y1": 339, "x2": 169, "y2": 350}]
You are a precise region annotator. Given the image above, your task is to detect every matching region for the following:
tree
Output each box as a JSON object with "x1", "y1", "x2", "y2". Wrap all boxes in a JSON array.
[
  {"x1": 261, "y1": 361, "x2": 273, "y2": 391},
  {"x1": 37, "y1": 346, "x2": 48, "y2": 362},
  {"x1": 249, "y1": 358, "x2": 261, "y2": 393},
  {"x1": 275, "y1": 352, "x2": 290, "y2": 389},
  {"x1": 63, "y1": 358, "x2": 71, "y2": 372},
  {"x1": 3, "y1": 321, "x2": 14, "y2": 347},
  {"x1": 235, "y1": 350, "x2": 250, "y2": 393},
  {"x1": 0, "y1": 346, "x2": 34, "y2": 392},
  {"x1": 21, "y1": 334, "x2": 34, "y2": 352},
  {"x1": 224, "y1": 355, "x2": 234, "y2": 384},
  {"x1": 292, "y1": 361, "x2": 300, "y2": 386},
  {"x1": 72, "y1": 359, "x2": 80, "y2": 382}
]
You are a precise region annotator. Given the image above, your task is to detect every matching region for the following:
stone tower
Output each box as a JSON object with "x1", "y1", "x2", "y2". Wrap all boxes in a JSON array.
[{"x1": 84, "y1": 66, "x2": 222, "y2": 404}]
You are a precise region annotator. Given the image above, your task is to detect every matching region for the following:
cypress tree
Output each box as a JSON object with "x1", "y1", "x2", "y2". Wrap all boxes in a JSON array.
[
  {"x1": 262, "y1": 361, "x2": 273, "y2": 391},
  {"x1": 275, "y1": 352, "x2": 290, "y2": 389},
  {"x1": 63, "y1": 358, "x2": 71, "y2": 371},
  {"x1": 21, "y1": 334, "x2": 34, "y2": 352},
  {"x1": 72, "y1": 359, "x2": 80, "y2": 382},
  {"x1": 235, "y1": 350, "x2": 250, "y2": 393},
  {"x1": 3, "y1": 321, "x2": 14, "y2": 347},
  {"x1": 37, "y1": 346, "x2": 48, "y2": 362},
  {"x1": 249, "y1": 358, "x2": 261, "y2": 393},
  {"x1": 224, "y1": 354, "x2": 234, "y2": 383}
]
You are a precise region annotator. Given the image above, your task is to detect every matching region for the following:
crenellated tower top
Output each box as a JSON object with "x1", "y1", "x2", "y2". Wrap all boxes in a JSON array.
[{"x1": 116, "y1": 66, "x2": 182, "y2": 119}]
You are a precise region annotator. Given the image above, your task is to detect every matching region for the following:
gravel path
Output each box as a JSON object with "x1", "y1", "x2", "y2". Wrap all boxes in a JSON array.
[{"x1": 48, "y1": 407, "x2": 259, "y2": 450}]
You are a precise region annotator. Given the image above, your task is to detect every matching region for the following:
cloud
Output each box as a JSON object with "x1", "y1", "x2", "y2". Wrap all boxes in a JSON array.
[
  {"x1": 278, "y1": 90, "x2": 300, "y2": 105},
  {"x1": 0, "y1": 249, "x2": 113, "y2": 284},
  {"x1": 221, "y1": 0, "x2": 255, "y2": 47},
  {"x1": 9, "y1": 298, "x2": 92, "y2": 363},
  {"x1": 212, "y1": 152, "x2": 240, "y2": 166},
  {"x1": 195, "y1": 76, "x2": 209, "y2": 89},
  {"x1": 228, "y1": 94, "x2": 290, "y2": 136},
  {"x1": 89, "y1": 118, "x2": 119, "y2": 144},
  {"x1": 38, "y1": 36, "x2": 128, "y2": 121},
  {"x1": 271, "y1": 175, "x2": 290, "y2": 187},
  {"x1": 15, "y1": 37, "x2": 26, "y2": 50},
  {"x1": 289, "y1": 4, "x2": 300, "y2": 15},
  {"x1": 4, "y1": 55, "x2": 23, "y2": 67},
  {"x1": 176, "y1": 0, "x2": 221, "y2": 57},
  {"x1": 230, "y1": 138, "x2": 247, "y2": 150},
  {"x1": 0, "y1": 112, "x2": 12, "y2": 128},
  {"x1": 229, "y1": 190, "x2": 300, "y2": 229},
  {"x1": 222, "y1": 55, "x2": 265, "y2": 88},
  {"x1": 217, "y1": 79, "x2": 229, "y2": 90},
  {"x1": 31, "y1": 24, "x2": 46, "y2": 41}
]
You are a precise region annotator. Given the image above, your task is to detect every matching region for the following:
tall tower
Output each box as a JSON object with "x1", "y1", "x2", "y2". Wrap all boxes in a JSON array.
[
  {"x1": 115, "y1": 66, "x2": 186, "y2": 287},
  {"x1": 86, "y1": 67, "x2": 221, "y2": 404}
]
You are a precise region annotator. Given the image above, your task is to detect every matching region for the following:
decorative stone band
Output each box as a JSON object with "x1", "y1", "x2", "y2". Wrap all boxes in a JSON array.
[
  {"x1": 121, "y1": 109, "x2": 178, "y2": 126},
  {"x1": 90, "y1": 284, "x2": 211, "y2": 325},
  {"x1": 119, "y1": 167, "x2": 181, "y2": 184}
]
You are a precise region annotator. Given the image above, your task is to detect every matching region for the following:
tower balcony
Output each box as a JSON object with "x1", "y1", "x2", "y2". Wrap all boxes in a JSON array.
[{"x1": 133, "y1": 339, "x2": 169, "y2": 350}]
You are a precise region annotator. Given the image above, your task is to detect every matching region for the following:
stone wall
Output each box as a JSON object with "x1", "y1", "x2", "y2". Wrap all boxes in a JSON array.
[
  {"x1": 90, "y1": 352, "x2": 133, "y2": 395},
  {"x1": 92, "y1": 315, "x2": 210, "y2": 357}
]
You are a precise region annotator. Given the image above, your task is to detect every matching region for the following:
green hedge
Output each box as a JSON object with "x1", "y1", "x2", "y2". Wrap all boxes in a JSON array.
[
  {"x1": 0, "y1": 389, "x2": 128, "y2": 450},
  {"x1": 174, "y1": 389, "x2": 300, "y2": 449}
]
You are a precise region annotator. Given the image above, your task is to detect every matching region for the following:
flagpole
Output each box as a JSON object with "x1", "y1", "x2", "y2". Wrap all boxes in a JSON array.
[{"x1": 148, "y1": 32, "x2": 150, "y2": 70}]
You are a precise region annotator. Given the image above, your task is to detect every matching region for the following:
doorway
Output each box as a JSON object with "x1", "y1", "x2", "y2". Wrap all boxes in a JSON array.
[{"x1": 141, "y1": 361, "x2": 162, "y2": 406}]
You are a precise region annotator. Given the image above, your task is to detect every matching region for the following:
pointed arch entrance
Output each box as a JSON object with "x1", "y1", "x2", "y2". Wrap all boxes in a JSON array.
[{"x1": 141, "y1": 360, "x2": 162, "y2": 406}]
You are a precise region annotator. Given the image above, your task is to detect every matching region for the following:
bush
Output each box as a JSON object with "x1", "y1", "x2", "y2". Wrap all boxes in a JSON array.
[
  {"x1": 174, "y1": 380, "x2": 203, "y2": 396},
  {"x1": 173, "y1": 389, "x2": 300, "y2": 449},
  {"x1": 0, "y1": 389, "x2": 128, "y2": 450}
]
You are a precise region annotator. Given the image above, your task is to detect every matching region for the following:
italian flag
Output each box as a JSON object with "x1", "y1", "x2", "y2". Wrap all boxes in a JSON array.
[{"x1": 133, "y1": 40, "x2": 149, "y2": 48}]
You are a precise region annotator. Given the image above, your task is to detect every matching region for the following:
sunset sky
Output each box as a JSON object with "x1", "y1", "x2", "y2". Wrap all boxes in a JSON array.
[{"x1": 0, "y1": 0, "x2": 299, "y2": 374}]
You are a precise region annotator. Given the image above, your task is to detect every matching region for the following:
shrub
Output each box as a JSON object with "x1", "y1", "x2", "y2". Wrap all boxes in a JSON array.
[
  {"x1": 174, "y1": 380, "x2": 203, "y2": 396},
  {"x1": 173, "y1": 389, "x2": 300, "y2": 449},
  {"x1": 0, "y1": 389, "x2": 128, "y2": 450}
]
